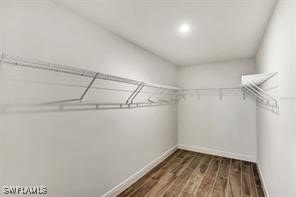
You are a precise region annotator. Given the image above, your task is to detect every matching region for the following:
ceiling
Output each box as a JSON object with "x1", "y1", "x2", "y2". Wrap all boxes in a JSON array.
[{"x1": 57, "y1": 0, "x2": 276, "y2": 66}]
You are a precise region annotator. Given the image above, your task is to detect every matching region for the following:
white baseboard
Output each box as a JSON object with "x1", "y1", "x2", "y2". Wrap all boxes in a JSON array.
[
  {"x1": 178, "y1": 144, "x2": 256, "y2": 162},
  {"x1": 256, "y1": 162, "x2": 270, "y2": 197},
  {"x1": 102, "y1": 145, "x2": 178, "y2": 197}
]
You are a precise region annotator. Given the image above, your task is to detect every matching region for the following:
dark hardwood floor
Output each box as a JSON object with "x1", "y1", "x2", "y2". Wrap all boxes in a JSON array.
[{"x1": 118, "y1": 149, "x2": 265, "y2": 197}]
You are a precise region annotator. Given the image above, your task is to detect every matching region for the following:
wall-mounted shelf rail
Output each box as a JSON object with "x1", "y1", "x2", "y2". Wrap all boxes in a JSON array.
[
  {"x1": 241, "y1": 72, "x2": 278, "y2": 110},
  {"x1": 0, "y1": 53, "x2": 180, "y2": 113}
]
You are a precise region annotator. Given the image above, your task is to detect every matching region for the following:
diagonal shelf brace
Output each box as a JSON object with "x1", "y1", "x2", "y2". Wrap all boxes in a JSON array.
[
  {"x1": 249, "y1": 80, "x2": 278, "y2": 105},
  {"x1": 130, "y1": 83, "x2": 144, "y2": 104},
  {"x1": 126, "y1": 83, "x2": 144, "y2": 104},
  {"x1": 80, "y1": 72, "x2": 99, "y2": 101},
  {"x1": 38, "y1": 73, "x2": 99, "y2": 105}
]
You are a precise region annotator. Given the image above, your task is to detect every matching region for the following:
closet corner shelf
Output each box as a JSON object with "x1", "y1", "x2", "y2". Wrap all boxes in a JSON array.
[
  {"x1": 0, "y1": 53, "x2": 181, "y2": 113},
  {"x1": 241, "y1": 72, "x2": 278, "y2": 110}
]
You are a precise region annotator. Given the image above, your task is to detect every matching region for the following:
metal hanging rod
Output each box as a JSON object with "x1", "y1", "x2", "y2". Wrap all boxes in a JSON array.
[
  {"x1": 0, "y1": 53, "x2": 179, "y2": 91},
  {"x1": 241, "y1": 72, "x2": 278, "y2": 109},
  {"x1": 0, "y1": 101, "x2": 174, "y2": 114}
]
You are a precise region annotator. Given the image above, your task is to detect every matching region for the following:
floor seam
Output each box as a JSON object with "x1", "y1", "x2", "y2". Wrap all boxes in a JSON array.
[
  {"x1": 209, "y1": 157, "x2": 223, "y2": 197},
  {"x1": 225, "y1": 158, "x2": 232, "y2": 196},
  {"x1": 193, "y1": 155, "x2": 214, "y2": 195}
]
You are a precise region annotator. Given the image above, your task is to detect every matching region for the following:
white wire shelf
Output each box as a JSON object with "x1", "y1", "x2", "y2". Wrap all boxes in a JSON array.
[
  {"x1": 241, "y1": 72, "x2": 278, "y2": 110},
  {"x1": 0, "y1": 53, "x2": 181, "y2": 113},
  {"x1": 0, "y1": 53, "x2": 280, "y2": 113},
  {"x1": 181, "y1": 87, "x2": 244, "y2": 100}
]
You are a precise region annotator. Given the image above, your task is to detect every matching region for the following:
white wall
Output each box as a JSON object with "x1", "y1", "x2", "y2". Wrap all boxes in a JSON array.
[
  {"x1": 0, "y1": 1, "x2": 177, "y2": 196},
  {"x1": 256, "y1": 0, "x2": 296, "y2": 196},
  {"x1": 177, "y1": 59, "x2": 257, "y2": 161}
]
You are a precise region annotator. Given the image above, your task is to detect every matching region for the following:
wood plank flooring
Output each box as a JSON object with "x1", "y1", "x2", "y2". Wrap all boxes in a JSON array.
[{"x1": 118, "y1": 149, "x2": 265, "y2": 197}]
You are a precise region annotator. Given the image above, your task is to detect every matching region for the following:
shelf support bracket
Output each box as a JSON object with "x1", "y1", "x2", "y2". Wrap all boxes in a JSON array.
[
  {"x1": 126, "y1": 83, "x2": 144, "y2": 104},
  {"x1": 80, "y1": 72, "x2": 99, "y2": 101}
]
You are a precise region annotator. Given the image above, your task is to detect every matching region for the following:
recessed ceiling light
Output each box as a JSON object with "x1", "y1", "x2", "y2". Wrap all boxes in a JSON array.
[{"x1": 179, "y1": 24, "x2": 191, "y2": 34}]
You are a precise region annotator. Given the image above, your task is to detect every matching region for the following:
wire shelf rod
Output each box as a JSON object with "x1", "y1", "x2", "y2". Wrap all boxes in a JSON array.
[
  {"x1": 242, "y1": 85, "x2": 266, "y2": 103},
  {"x1": 241, "y1": 72, "x2": 278, "y2": 109},
  {"x1": 0, "y1": 77, "x2": 178, "y2": 95},
  {"x1": 248, "y1": 80, "x2": 278, "y2": 104},
  {"x1": 183, "y1": 87, "x2": 241, "y2": 92},
  {"x1": 242, "y1": 83, "x2": 270, "y2": 102}
]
